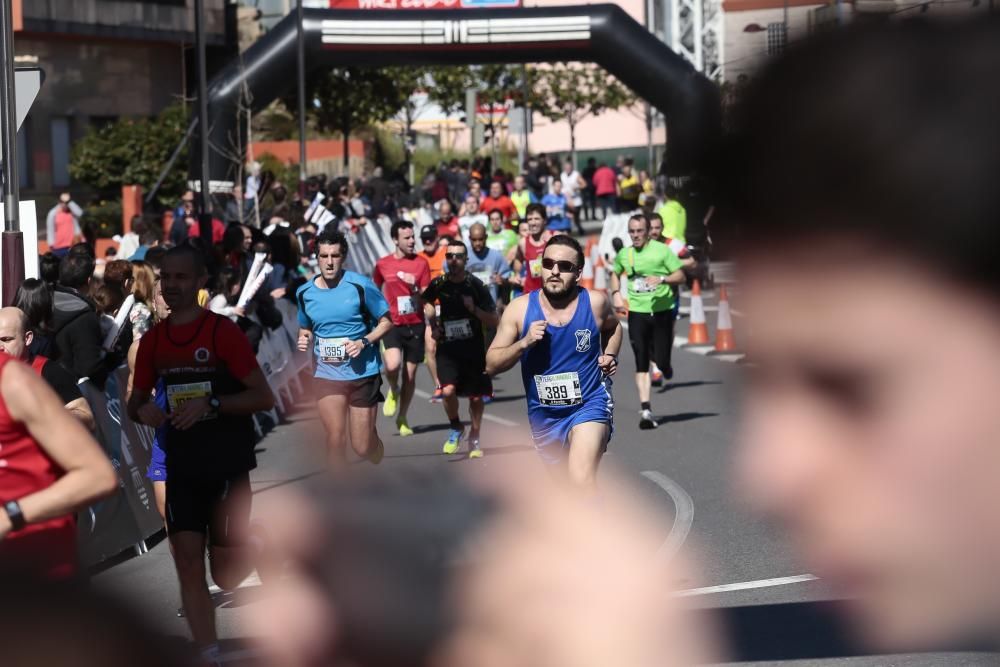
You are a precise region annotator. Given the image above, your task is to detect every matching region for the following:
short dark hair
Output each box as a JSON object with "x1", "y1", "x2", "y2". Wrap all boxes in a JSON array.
[
  {"x1": 58, "y1": 253, "x2": 95, "y2": 289},
  {"x1": 14, "y1": 278, "x2": 53, "y2": 333},
  {"x1": 391, "y1": 220, "x2": 414, "y2": 239},
  {"x1": 163, "y1": 244, "x2": 207, "y2": 276},
  {"x1": 628, "y1": 213, "x2": 650, "y2": 230},
  {"x1": 729, "y1": 19, "x2": 1000, "y2": 295},
  {"x1": 144, "y1": 245, "x2": 167, "y2": 270},
  {"x1": 39, "y1": 252, "x2": 60, "y2": 286},
  {"x1": 487, "y1": 208, "x2": 504, "y2": 220},
  {"x1": 139, "y1": 226, "x2": 161, "y2": 247},
  {"x1": 543, "y1": 234, "x2": 585, "y2": 269},
  {"x1": 315, "y1": 228, "x2": 348, "y2": 256},
  {"x1": 446, "y1": 240, "x2": 468, "y2": 254},
  {"x1": 524, "y1": 203, "x2": 546, "y2": 220}
]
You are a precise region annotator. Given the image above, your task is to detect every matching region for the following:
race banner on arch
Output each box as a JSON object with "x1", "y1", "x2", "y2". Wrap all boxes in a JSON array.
[{"x1": 307, "y1": 0, "x2": 521, "y2": 9}]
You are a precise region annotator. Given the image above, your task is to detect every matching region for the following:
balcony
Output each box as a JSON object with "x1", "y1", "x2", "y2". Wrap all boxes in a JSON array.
[{"x1": 21, "y1": 0, "x2": 228, "y2": 44}]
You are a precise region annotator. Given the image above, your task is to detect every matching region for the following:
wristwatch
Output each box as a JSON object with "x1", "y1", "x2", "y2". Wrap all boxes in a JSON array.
[
  {"x1": 361, "y1": 337, "x2": 373, "y2": 349},
  {"x1": 4, "y1": 499, "x2": 26, "y2": 531},
  {"x1": 208, "y1": 395, "x2": 222, "y2": 414}
]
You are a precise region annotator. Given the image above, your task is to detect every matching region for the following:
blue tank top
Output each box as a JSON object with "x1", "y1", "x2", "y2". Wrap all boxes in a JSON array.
[{"x1": 521, "y1": 288, "x2": 608, "y2": 419}]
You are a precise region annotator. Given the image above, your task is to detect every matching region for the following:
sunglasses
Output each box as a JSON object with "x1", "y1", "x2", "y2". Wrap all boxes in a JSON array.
[
  {"x1": 446, "y1": 253, "x2": 467, "y2": 260},
  {"x1": 541, "y1": 258, "x2": 579, "y2": 273}
]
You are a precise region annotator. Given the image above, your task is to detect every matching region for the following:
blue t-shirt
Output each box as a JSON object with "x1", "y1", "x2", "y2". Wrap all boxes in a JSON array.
[
  {"x1": 541, "y1": 193, "x2": 570, "y2": 231},
  {"x1": 464, "y1": 247, "x2": 511, "y2": 303},
  {"x1": 296, "y1": 271, "x2": 389, "y2": 381}
]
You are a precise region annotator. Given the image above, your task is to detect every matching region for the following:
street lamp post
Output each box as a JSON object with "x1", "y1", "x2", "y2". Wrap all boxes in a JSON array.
[
  {"x1": 0, "y1": 0, "x2": 23, "y2": 306},
  {"x1": 194, "y1": 0, "x2": 213, "y2": 241},
  {"x1": 296, "y1": 0, "x2": 307, "y2": 198}
]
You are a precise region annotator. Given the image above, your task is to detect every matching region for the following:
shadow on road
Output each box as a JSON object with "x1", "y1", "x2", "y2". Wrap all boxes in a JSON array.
[
  {"x1": 655, "y1": 411, "x2": 720, "y2": 424},
  {"x1": 659, "y1": 380, "x2": 722, "y2": 392}
]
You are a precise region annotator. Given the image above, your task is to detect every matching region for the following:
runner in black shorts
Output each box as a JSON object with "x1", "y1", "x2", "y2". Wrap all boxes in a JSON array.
[
  {"x1": 296, "y1": 228, "x2": 394, "y2": 470},
  {"x1": 128, "y1": 245, "x2": 275, "y2": 665},
  {"x1": 422, "y1": 239, "x2": 499, "y2": 458}
]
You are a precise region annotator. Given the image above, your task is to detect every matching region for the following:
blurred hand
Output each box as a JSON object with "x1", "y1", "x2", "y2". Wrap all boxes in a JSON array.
[
  {"x1": 297, "y1": 330, "x2": 312, "y2": 352},
  {"x1": 520, "y1": 320, "x2": 547, "y2": 350}
]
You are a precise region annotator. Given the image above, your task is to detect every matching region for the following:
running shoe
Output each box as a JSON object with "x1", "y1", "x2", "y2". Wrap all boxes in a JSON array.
[
  {"x1": 480, "y1": 393, "x2": 494, "y2": 405},
  {"x1": 650, "y1": 368, "x2": 664, "y2": 387},
  {"x1": 443, "y1": 427, "x2": 464, "y2": 454},
  {"x1": 367, "y1": 439, "x2": 385, "y2": 464},
  {"x1": 429, "y1": 386, "x2": 444, "y2": 403},
  {"x1": 639, "y1": 409, "x2": 658, "y2": 430},
  {"x1": 397, "y1": 419, "x2": 413, "y2": 437},
  {"x1": 383, "y1": 389, "x2": 398, "y2": 417},
  {"x1": 468, "y1": 436, "x2": 484, "y2": 459}
]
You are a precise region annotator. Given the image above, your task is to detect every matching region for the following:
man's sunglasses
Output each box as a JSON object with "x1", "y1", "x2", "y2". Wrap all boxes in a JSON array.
[
  {"x1": 446, "y1": 252, "x2": 467, "y2": 260},
  {"x1": 541, "y1": 258, "x2": 579, "y2": 273}
]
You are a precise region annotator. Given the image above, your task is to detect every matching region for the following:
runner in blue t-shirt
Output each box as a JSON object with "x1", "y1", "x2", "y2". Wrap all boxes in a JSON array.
[
  {"x1": 464, "y1": 222, "x2": 512, "y2": 304},
  {"x1": 296, "y1": 228, "x2": 393, "y2": 469},
  {"x1": 487, "y1": 235, "x2": 623, "y2": 489},
  {"x1": 541, "y1": 179, "x2": 571, "y2": 232}
]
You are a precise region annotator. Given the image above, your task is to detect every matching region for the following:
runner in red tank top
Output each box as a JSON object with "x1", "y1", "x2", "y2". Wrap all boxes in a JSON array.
[
  {"x1": 127, "y1": 245, "x2": 275, "y2": 663},
  {"x1": 0, "y1": 352, "x2": 117, "y2": 579},
  {"x1": 515, "y1": 203, "x2": 553, "y2": 293}
]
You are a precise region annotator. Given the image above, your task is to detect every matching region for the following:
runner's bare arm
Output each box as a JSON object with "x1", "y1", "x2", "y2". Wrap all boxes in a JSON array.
[
  {"x1": 64, "y1": 396, "x2": 95, "y2": 431},
  {"x1": 593, "y1": 291, "x2": 623, "y2": 358},
  {"x1": 0, "y1": 361, "x2": 116, "y2": 538},
  {"x1": 486, "y1": 296, "x2": 531, "y2": 376},
  {"x1": 660, "y1": 269, "x2": 686, "y2": 285},
  {"x1": 363, "y1": 314, "x2": 393, "y2": 345}
]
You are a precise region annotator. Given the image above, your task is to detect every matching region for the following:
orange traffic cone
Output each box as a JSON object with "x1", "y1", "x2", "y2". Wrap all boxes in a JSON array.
[
  {"x1": 579, "y1": 236, "x2": 596, "y2": 290},
  {"x1": 686, "y1": 280, "x2": 710, "y2": 345},
  {"x1": 713, "y1": 284, "x2": 737, "y2": 352}
]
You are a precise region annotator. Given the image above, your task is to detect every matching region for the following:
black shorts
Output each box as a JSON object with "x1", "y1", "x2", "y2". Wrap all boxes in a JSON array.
[
  {"x1": 313, "y1": 374, "x2": 384, "y2": 408},
  {"x1": 165, "y1": 472, "x2": 251, "y2": 544},
  {"x1": 383, "y1": 323, "x2": 425, "y2": 364},
  {"x1": 627, "y1": 309, "x2": 676, "y2": 373},
  {"x1": 436, "y1": 345, "x2": 493, "y2": 398}
]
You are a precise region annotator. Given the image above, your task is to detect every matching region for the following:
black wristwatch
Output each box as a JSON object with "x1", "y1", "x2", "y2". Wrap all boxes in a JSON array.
[
  {"x1": 208, "y1": 395, "x2": 222, "y2": 413},
  {"x1": 361, "y1": 337, "x2": 373, "y2": 349},
  {"x1": 4, "y1": 499, "x2": 26, "y2": 531}
]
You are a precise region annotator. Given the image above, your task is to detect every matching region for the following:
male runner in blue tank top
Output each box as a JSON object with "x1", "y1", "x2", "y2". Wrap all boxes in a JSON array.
[{"x1": 487, "y1": 235, "x2": 623, "y2": 488}]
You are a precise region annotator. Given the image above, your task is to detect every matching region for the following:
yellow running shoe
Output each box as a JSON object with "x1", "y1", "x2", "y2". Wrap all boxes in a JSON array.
[
  {"x1": 442, "y1": 427, "x2": 464, "y2": 454},
  {"x1": 397, "y1": 420, "x2": 414, "y2": 437},
  {"x1": 468, "y1": 436, "x2": 483, "y2": 459},
  {"x1": 383, "y1": 389, "x2": 397, "y2": 417}
]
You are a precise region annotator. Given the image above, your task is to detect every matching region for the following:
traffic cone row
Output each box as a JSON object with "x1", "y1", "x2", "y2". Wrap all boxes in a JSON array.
[
  {"x1": 684, "y1": 280, "x2": 739, "y2": 353},
  {"x1": 579, "y1": 236, "x2": 598, "y2": 290}
]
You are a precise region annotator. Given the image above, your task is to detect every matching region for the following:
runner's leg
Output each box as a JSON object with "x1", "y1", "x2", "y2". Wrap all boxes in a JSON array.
[
  {"x1": 628, "y1": 311, "x2": 653, "y2": 403},
  {"x1": 316, "y1": 392, "x2": 349, "y2": 469},
  {"x1": 383, "y1": 346, "x2": 402, "y2": 396},
  {"x1": 425, "y1": 326, "x2": 441, "y2": 390},
  {"x1": 442, "y1": 384, "x2": 460, "y2": 422},
  {"x1": 399, "y1": 360, "x2": 419, "y2": 422},
  {"x1": 652, "y1": 309, "x2": 676, "y2": 378},
  {"x1": 348, "y1": 404, "x2": 379, "y2": 458},
  {"x1": 566, "y1": 421, "x2": 610, "y2": 489},
  {"x1": 170, "y1": 531, "x2": 215, "y2": 647},
  {"x1": 153, "y1": 480, "x2": 166, "y2": 520},
  {"x1": 469, "y1": 397, "x2": 484, "y2": 436},
  {"x1": 207, "y1": 475, "x2": 256, "y2": 592}
]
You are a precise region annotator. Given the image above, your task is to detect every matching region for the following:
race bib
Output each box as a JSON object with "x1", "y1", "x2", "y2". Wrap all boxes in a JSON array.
[
  {"x1": 472, "y1": 270, "x2": 492, "y2": 285},
  {"x1": 318, "y1": 337, "x2": 349, "y2": 364},
  {"x1": 533, "y1": 372, "x2": 582, "y2": 406},
  {"x1": 166, "y1": 381, "x2": 215, "y2": 419},
  {"x1": 632, "y1": 277, "x2": 654, "y2": 293},
  {"x1": 444, "y1": 318, "x2": 474, "y2": 341},
  {"x1": 529, "y1": 257, "x2": 543, "y2": 278},
  {"x1": 397, "y1": 295, "x2": 415, "y2": 316}
]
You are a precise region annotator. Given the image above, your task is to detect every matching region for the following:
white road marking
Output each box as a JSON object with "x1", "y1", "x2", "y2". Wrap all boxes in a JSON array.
[
  {"x1": 415, "y1": 388, "x2": 521, "y2": 426},
  {"x1": 683, "y1": 345, "x2": 716, "y2": 355},
  {"x1": 712, "y1": 354, "x2": 745, "y2": 363},
  {"x1": 640, "y1": 471, "x2": 694, "y2": 561},
  {"x1": 673, "y1": 574, "x2": 819, "y2": 598}
]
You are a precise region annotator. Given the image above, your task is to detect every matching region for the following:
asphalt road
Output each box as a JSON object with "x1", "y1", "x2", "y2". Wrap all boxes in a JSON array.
[{"x1": 94, "y1": 285, "x2": 995, "y2": 666}]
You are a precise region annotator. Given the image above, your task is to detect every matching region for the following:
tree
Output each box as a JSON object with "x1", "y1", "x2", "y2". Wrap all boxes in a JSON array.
[
  {"x1": 305, "y1": 67, "x2": 405, "y2": 169},
  {"x1": 530, "y1": 63, "x2": 636, "y2": 166},
  {"x1": 69, "y1": 104, "x2": 189, "y2": 208}
]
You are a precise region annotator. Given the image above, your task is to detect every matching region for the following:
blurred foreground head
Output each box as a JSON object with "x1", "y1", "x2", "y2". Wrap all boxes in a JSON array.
[{"x1": 731, "y1": 18, "x2": 1000, "y2": 650}]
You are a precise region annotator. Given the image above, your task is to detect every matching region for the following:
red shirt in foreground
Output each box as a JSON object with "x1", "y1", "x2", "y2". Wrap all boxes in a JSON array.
[
  {"x1": 0, "y1": 354, "x2": 78, "y2": 580},
  {"x1": 373, "y1": 253, "x2": 431, "y2": 326}
]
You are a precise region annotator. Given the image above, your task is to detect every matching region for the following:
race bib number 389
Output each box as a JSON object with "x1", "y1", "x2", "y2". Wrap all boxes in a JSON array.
[{"x1": 533, "y1": 372, "x2": 582, "y2": 406}]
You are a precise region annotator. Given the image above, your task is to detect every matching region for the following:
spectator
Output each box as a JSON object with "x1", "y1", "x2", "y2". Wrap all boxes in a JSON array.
[
  {"x1": 169, "y1": 213, "x2": 192, "y2": 247},
  {"x1": 266, "y1": 228, "x2": 299, "y2": 300},
  {"x1": 592, "y1": 161, "x2": 618, "y2": 218},
  {"x1": 130, "y1": 224, "x2": 162, "y2": 262},
  {"x1": 224, "y1": 184, "x2": 252, "y2": 226},
  {"x1": 222, "y1": 223, "x2": 254, "y2": 276},
  {"x1": 91, "y1": 282, "x2": 125, "y2": 342},
  {"x1": 45, "y1": 193, "x2": 83, "y2": 259},
  {"x1": 51, "y1": 252, "x2": 106, "y2": 384},
  {"x1": 117, "y1": 216, "x2": 143, "y2": 260},
  {"x1": 581, "y1": 157, "x2": 598, "y2": 221},
  {"x1": 102, "y1": 259, "x2": 133, "y2": 293},
  {"x1": 541, "y1": 179, "x2": 571, "y2": 233},
  {"x1": 617, "y1": 158, "x2": 640, "y2": 212},
  {"x1": 14, "y1": 278, "x2": 55, "y2": 359},
  {"x1": 368, "y1": 166, "x2": 389, "y2": 215},
  {"x1": 187, "y1": 215, "x2": 226, "y2": 245},
  {"x1": 657, "y1": 184, "x2": 687, "y2": 243},
  {"x1": 208, "y1": 266, "x2": 246, "y2": 322},
  {"x1": 128, "y1": 262, "x2": 158, "y2": 342},
  {"x1": 39, "y1": 252, "x2": 61, "y2": 288},
  {"x1": 435, "y1": 200, "x2": 460, "y2": 240},
  {"x1": 560, "y1": 159, "x2": 586, "y2": 235},
  {"x1": 173, "y1": 190, "x2": 196, "y2": 228}
]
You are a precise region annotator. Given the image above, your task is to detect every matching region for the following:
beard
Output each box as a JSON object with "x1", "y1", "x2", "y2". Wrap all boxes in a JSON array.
[{"x1": 542, "y1": 277, "x2": 575, "y2": 300}]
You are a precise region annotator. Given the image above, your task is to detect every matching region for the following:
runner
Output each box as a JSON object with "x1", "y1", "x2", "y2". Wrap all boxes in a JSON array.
[
  {"x1": 609, "y1": 214, "x2": 685, "y2": 430},
  {"x1": 127, "y1": 245, "x2": 275, "y2": 665},
  {"x1": 422, "y1": 239, "x2": 499, "y2": 458},
  {"x1": 0, "y1": 350, "x2": 116, "y2": 579},
  {"x1": 512, "y1": 203, "x2": 552, "y2": 294},
  {"x1": 487, "y1": 235, "x2": 622, "y2": 488},
  {"x1": 296, "y1": 228, "x2": 393, "y2": 470},
  {"x1": 485, "y1": 209, "x2": 519, "y2": 262},
  {"x1": 373, "y1": 221, "x2": 431, "y2": 436},
  {"x1": 510, "y1": 174, "x2": 537, "y2": 222},
  {"x1": 419, "y1": 224, "x2": 447, "y2": 403},
  {"x1": 646, "y1": 212, "x2": 695, "y2": 386}
]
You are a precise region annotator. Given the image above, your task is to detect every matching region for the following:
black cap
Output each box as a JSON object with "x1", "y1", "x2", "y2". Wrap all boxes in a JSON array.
[{"x1": 420, "y1": 225, "x2": 436, "y2": 239}]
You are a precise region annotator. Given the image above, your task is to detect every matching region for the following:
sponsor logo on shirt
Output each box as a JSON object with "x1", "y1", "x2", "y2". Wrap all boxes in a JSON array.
[
  {"x1": 194, "y1": 347, "x2": 211, "y2": 363},
  {"x1": 575, "y1": 329, "x2": 591, "y2": 353}
]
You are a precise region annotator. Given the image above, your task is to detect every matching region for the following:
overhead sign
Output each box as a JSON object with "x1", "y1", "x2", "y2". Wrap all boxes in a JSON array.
[{"x1": 313, "y1": 0, "x2": 521, "y2": 9}]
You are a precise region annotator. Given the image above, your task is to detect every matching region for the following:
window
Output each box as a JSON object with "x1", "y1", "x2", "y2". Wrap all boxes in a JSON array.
[
  {"x1": 16, "y1": 119, "x2": 31, "y2": 189},
  {"x1": 766, "y1": 22, "x2": 787, "y2": 56},
  {"x1": 51, "y1": 117, "x2": 71, "y2": 187}
]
